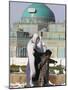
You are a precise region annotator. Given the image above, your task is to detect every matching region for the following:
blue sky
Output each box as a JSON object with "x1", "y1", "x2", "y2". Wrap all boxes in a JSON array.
[{"x1": 10, "y1": 2, "x2": 65, "y2": 24}]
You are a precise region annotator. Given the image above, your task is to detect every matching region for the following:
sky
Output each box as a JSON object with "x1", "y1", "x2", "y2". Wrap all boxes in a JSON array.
[{"x1": 10, "y1": 1, "x2": 65, "y2": 25}]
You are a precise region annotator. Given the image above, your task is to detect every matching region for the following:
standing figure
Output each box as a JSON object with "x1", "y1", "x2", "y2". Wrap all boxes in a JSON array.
[
  {"x1": 26, "y1": 33, "x2": 46, "y2": 87},
  {"x1": 38, "y1": 50, "x2": 57, "y2": 86}
]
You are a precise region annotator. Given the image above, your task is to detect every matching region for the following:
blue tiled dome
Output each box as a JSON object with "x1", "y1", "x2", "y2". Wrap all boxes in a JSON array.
[{"x1": 22, "y1": 3, "x2": 55, "y2": 22}]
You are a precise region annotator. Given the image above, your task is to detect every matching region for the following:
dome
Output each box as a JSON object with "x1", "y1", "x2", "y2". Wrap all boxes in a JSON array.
[{"x1": 22, "y1": 3, "x2": 55, "y2": 22}]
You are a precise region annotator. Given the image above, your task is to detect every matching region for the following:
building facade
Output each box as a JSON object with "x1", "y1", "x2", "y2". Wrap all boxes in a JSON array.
[{"x1": 10, "y1": 3, "x2": 65, "y2": 66}]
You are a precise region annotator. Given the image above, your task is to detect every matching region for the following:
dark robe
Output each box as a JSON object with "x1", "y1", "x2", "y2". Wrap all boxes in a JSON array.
[
  {"x1": 38, "y1": 59, "x2": 57, "y2": 86},
  {"x1": 33, "y1": 49, "x2": 57, "y2": 86}
]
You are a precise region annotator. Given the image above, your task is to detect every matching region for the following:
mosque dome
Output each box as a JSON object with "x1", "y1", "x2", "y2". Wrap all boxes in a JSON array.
[{"x1": 21, "y1": 3, "x2": 55, "y2": 23}]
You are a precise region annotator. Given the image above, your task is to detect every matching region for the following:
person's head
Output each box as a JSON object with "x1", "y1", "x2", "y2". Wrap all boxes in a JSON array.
[
  {"x1": 31, "y1": 33, "x2": 40, "y2": 44},
  {"x1": 45, "y1": 49, "x2": 52, "y2": 60}
]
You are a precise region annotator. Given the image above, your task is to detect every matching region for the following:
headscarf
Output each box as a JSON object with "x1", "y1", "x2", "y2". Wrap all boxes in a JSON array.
[
  {"x1": 31, "y1": 33, "x2": 39, "y2": 43},
  {"x1": 31, "y1": 34, "x2": 47, "y2": 53}
]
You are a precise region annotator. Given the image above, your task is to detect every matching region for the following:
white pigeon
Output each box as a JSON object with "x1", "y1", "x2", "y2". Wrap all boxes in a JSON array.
[
  {"x1": 54, "y1": 69, "x2": 59, "y2": 74},
  {"x1": 19, "y1": 67, "x2": 22, "y2": 73}
]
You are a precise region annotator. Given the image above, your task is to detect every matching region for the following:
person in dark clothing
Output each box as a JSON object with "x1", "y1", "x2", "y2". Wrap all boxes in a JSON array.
[
  {"x1": 38, "y1": 49, "x2": 57, "y2": 86},
  {"x1": 32, "y1": 49, "x2": 43, "y2": 86},
  {"x1": 33, "y1": 49, "x2": 57, "y2": 87}
]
